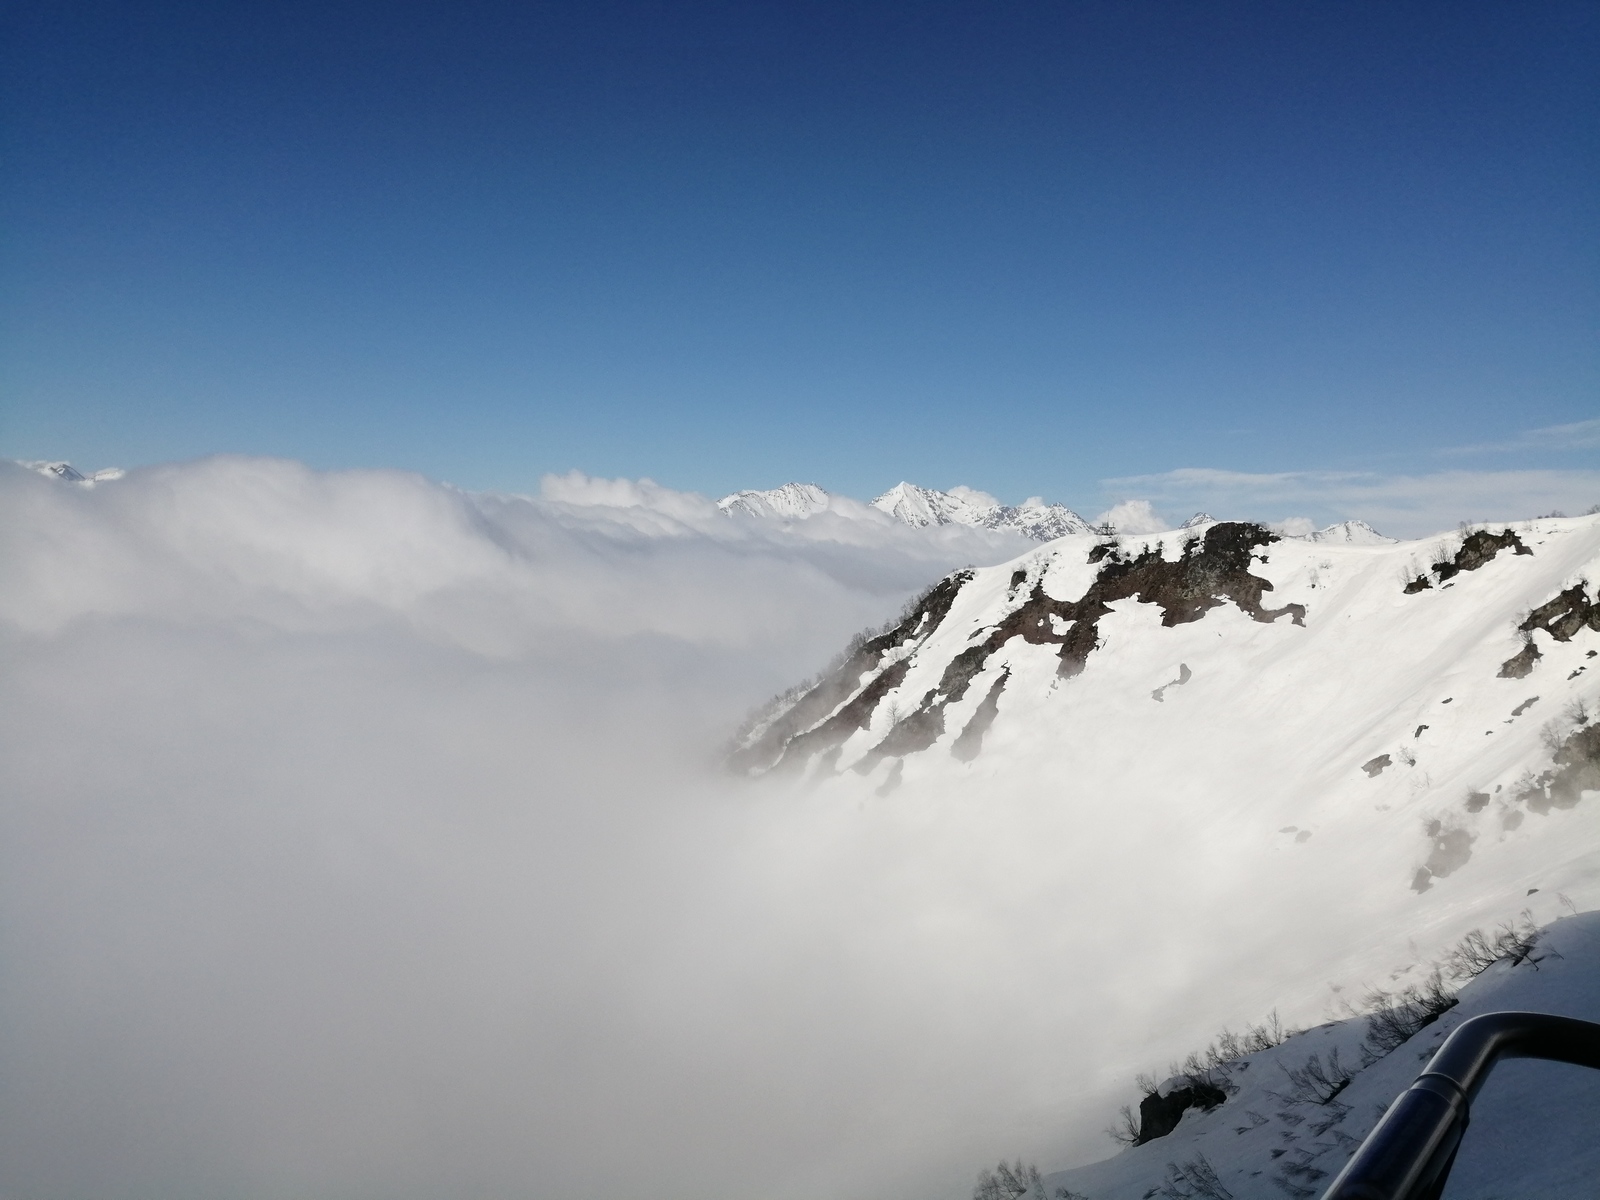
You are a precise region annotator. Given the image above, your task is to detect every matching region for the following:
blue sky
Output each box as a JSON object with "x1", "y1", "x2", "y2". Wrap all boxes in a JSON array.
[{"x1": 2, "y1": 1, "x2": 1596, "y2": 517}]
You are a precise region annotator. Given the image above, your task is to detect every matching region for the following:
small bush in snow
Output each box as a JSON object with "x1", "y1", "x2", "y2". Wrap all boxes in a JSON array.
[
  {"x1": 1361, "y1": 969, "x2": 1458, "y2": 1058},
  {"x1": 1444, "y1": 912, "x2": 1540, "y2": 979},
  {"x1": 1105, "y1": 1104, "x2": 1141, "y2": 1147},
  {"x1": 1276, "y1": 1048, "x2": 1354, "y2": 1106},
  {"x1": 973, "y1": 1160, "x2": 1041, "y2": 1200},
  {"x1": 1157, "y1": 1152, "x2": 1233, "y2": 1199}
]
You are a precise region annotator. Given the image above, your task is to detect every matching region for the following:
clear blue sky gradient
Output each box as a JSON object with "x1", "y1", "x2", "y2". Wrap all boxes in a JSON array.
[{"x1": 2, "y1": 1, "x2": 1596, "y2": 506}]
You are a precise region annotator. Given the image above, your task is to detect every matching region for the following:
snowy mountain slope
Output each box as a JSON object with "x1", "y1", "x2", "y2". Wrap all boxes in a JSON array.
[
  {"x1": 735, "y1": 516, "x2": 1600, "y2": 1002},
  {"x1": 718, "y1": 482, "x2": 835, "y2": 520},
  {"x1": 1300, "y1": 519, "x2": 1393, "y2": 546},
  {"x1": 18, "y1": 460, "x2": 124, "y2": 485},
  {"x1": 713, "y1": 480, "x2": 1095, "y2": 540},
  {"x1": 871, "y1": 482, "x2": 1094, "y2": 540},
  {"x1": 1038, "y1": 910, "x2": 1600, "y2": 1200}
]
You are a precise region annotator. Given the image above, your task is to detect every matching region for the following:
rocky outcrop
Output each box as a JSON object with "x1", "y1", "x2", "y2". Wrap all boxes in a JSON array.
[
  {"x1": 1135, "y1": 1082, "x2": 1228, "y2": 1144},
  {"x1": 728, "y1": 571, "x2": 972, "y2": 774},
  {"x1": 1498, "y1": 639, "x2": 1541, "y2": 679},
  {"x1": 1404, "y1": 527, "x2": 1531, "y2": 592},
  {"x1": 1497, "y1": 583, "x2": 1598, "y2": 677},
  {"x1": 731, "y1": 523, "x2": 1304, "y2": 775},
  {"x1": 1530, "y1": 723, "x2": 1600, "y2": 814},
  {"x1": 1520, "y1": 584, "x2": 1600, "y2": 642}
]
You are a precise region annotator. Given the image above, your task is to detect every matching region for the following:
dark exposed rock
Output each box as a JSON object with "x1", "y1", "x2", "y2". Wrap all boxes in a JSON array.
[
  {"x1": 1520, "y1": 584, "x2": 1600, "y2": 643},
  {"x1": 869, "y1": 687, "x2": 946, "y2": 760},
  {"x1": 974, "y1": 522, "x2": 1303, "y2": 685},
  {"x1": 1464, "y1": 792, "x2": 1490, "y2": 813},
  {"x1": 1511, "y1": 696, "x2": 1539, "y2": 717},
  {"x1": 1533, "y1": 723, "x2": 1600, "y2": 814},
  {"x1": 1424, "y1": 827, "x2": 1474, "y2": 877},
  {"x1": 778, "y1": 657, "x2": 911, "y2": 773},
  {"x1": 729, "y1": 572, "x2": 972, "y2": 774},
  {"x1": 1436, "y1": 529, "x2": 1532, "y2": 579},
  {"x1": 733, "y1": 523, "x2": 1302, "y2": 775},
  {"x1": 1362, "y1": 754, "x2": 1392, "y2": 777},
  {"x1": 951, "y1": 670, "x2": 1008, "y2": 762},
  {"x1": 1135, "y1": 1083, "x2": 1228, "y2": 1144},
  {"x1": 873, "y1": 759, "x2": 904, "y2": 797},
  {"x1": 1498, "y1": 640, "x2": 1541, "y2": 679},
  {"x1": 1405, "y1": 528, "x2": 1532, "y2": 595},
  {"x1": 1152, "y1": 663, "x2": 1192, "y2": 702},
  {"x1": 1413, "y1": 822, "x2": 1475, "y2": 890}
]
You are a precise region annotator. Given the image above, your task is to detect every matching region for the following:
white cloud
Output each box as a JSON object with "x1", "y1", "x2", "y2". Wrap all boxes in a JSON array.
[
  {"x1": 1444, "y1": 416, "x2": 1600, "y2": 455},
  {"x1": 1092, "y1": 498, "x2": 1170, "y2": 535},
  {"x1": 0, "y1": 457, "x2": 1075, "y2": 1200},
  {"x1": 1102, "y1": 466, "x2": 1600, "y2": 538}
]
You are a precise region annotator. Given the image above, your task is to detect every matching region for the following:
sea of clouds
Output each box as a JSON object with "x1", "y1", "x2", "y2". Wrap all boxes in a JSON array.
[
  {"x1": 8, "y1": 455, "x2": 1562, "y2": 1200},
  {"x1": 2, "y1": 456, "x2": 1097, "y2": 1200}
]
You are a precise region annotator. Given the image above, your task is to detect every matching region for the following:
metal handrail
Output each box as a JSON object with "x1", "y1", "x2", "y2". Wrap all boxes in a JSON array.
[{"x1": 1320, "y1": 1011, "x2": 1600, "y2": 1200}]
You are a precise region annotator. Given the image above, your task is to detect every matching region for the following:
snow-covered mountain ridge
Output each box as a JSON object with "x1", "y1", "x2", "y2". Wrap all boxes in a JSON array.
[
  {"x1": 18, "y1": 460, "x2": 124, "y2": 485},
  {"x1": 719, "y1": 480, "x2": 1098, "y2": 541},
  {"x1": 734, "y1": 514, "x2": 1600, "y2": 982}
]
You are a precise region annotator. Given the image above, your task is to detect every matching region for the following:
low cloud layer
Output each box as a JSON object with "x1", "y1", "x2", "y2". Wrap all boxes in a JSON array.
[{"x1": 4, "y1": 458, "x2": 1099, "y2": 1200}]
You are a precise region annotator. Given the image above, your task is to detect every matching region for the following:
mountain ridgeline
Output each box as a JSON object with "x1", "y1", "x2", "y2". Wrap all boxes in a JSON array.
[
  {"x1": 733, "y1": 521, "x2": 1303, "y2": 776},
  {"x1": 729, "y1": 512, "x2": 1600, "y2": 905}
]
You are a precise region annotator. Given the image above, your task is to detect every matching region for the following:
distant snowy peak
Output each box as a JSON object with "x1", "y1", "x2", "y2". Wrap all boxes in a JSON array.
[
  {"x1": 869, "y1": 482, "x2": 973, "y2": 528},
  {"x1": 1181, "y1": 512, "x2": 1214, "y2": 528},
  {"x1": 716, "y1": 480, "x2": 1092, "y2": 541},
  {"x1": 1304, "y1": 519, "x2": 1394, "y2": 545},
  {"x1": 718, "y1": 482, "x2": 833, "y2": 520},
  {"x1": 18, "y1": 460, "x2": 124, "y2": 486},
  {"x1": 870, "y1": 482, "x2": 1092, "y2": 541}
]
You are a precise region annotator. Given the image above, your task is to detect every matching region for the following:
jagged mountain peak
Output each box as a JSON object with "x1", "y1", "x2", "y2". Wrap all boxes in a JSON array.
[
  {"x1": 869, "y1": 482, "x2": 1093, "y2": 541},
  {"x1": 715, "y1": 479, "x2": 1093, "y2": 541},
  {"x1": 717, "y1": 482, "x2": 833, "y2": 520},
  {"x1": 1304, "y1": 518, "x2": 1394, "y2": 544},
  {"x1": 17, "y1": 460, "x2": 124, "y2": 485}
]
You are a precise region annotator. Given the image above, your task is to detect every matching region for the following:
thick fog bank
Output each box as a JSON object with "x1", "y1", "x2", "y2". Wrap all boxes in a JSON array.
[
  {"x1": 3, "y1": 458, "x2": 1584, "y2": 1200},
  {"x1": 0, "y1": 458, "x2": 1083, "y2": 1200}
]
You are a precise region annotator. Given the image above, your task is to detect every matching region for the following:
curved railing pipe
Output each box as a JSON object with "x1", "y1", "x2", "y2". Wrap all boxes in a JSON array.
[{"x1": 1320, "y1": 1011, "x2": 1600, "y2": 1200}]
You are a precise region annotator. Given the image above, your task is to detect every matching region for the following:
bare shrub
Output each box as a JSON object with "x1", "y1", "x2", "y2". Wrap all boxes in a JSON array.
[
  {"x1": 1276, "y1": 1048, "x2": 1354, "y2": 1106},
  {"x1": 1444, "y1": 911, "x2": 1540, "y2": 980},
  {"x1": 1362, "y1": 969, "x2": 1458, "y2": 1058},
  {"x1": 1104, "y1": 1104, "x2": 1141, "y2": 1147},
  {"x1": 1157, "y1": 1152, "x2": 1234, "y2": 1199},
  {"x1": 974, "y1": 1160, "x2": 1041, "y2": 1200},
  {"x1": 1444, "y1": 928, "x2": 1499, "y2": 978}
]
